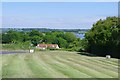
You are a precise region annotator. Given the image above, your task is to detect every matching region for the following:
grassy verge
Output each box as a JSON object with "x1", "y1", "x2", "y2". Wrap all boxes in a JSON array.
[{"x1": 2, "y1": 43, "x2": 31, "y2": 51}]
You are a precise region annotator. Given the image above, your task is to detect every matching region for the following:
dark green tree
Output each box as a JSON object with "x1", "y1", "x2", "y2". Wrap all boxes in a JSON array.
[
  {"x1": 58, "y1": 37, "x2": 68, "y2": 48},
  {"x1": 85, "y1": 16, "x2": 120, "y2": 58},
  {"x1": 2, "y1": 30, "x2": 23, "y2": 43},
  {"x1": 30, "y1": 36, "x2": 42, "y2": 46}
]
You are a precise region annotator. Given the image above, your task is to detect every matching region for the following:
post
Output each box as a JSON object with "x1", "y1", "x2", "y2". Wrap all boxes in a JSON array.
[{"x1": 29, "y1": 49, "x2": 34, "y2": 53}]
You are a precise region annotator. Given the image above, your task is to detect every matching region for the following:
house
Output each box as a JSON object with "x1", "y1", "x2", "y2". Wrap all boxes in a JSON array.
[{"x1": 36, "y1": 44, "x2": 59, "y2": 50}]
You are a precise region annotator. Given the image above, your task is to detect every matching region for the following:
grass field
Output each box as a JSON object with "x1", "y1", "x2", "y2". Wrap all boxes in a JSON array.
[{"x1": 1, "y1": 51, "x2": 118, "y2": 78}]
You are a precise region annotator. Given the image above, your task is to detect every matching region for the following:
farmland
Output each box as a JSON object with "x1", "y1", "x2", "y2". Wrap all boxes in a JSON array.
[{"x1": 1, "y1": 51, "x2": 118, "y2": 78}]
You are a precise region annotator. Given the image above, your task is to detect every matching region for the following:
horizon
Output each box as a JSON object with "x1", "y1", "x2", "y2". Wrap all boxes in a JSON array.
[
  {"x1": 1, "y1": 27, "x2": 93, "y2": 29},
  {"x1": 2, "y1": 2, "x2": 117, "y2": 29}
]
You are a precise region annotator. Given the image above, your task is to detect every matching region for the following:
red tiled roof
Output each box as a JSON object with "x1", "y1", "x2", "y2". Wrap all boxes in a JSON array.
[{"x1": 37, "y1": 44, "x2": 59, "y2": 48}]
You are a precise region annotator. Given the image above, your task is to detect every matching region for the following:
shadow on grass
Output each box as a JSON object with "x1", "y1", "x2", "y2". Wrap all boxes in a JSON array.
[
  {"x1": 77, "y1": 52, "x2": 98, "y2": 57},
  {"x1": 1, "y1": 50, "x2": 29, "y2": 54}
]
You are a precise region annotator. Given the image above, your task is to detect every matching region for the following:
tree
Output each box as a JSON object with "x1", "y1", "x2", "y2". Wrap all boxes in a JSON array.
[
  {"x1": 43, "y1": 35, "x2": 56, "y2": 44},
  {"x1": 29, "y1": 30, "x2": 43, "y2": 37},
  {"x1": 85, "y1": 16, "x2": 120, "y2": 58},
  {"x1": 2, "y1": 30, "x2": 23, "y2": 43},
  {"x1": 64, "y1": 32, "x2": 77, "y2": 43},
  {"x1": 22, "y1": 32, "x2": 30, "y2": 42},
  {"x1": 30, "y1": 36, "x2": 42, "y2": 46},
  {"x1": 58, "y1": 37, "x2": 68, "y2": 48}
]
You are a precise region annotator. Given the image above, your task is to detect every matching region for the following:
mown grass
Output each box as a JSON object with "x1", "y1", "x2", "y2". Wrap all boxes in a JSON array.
[
  {"x1": 2, "y1": 43, "x2": 31, "y2": 51},
  {"x1": 1, "y1": 51, "x2": 118, "y2": 78}
]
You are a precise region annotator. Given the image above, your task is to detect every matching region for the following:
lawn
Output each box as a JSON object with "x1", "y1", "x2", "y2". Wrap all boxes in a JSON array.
[{"x1": 1, "y1": 51, "x2": 118, "y2": 78}]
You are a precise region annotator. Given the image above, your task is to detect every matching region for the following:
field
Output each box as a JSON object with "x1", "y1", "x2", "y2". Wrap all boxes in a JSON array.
[{"x1": 1, "y1": 51, "x2": 118, "y2": 78}]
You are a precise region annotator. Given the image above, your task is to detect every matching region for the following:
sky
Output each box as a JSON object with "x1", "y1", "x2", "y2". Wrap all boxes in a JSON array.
[
  {"x1": 1, "y1": 0, "x2": 119, "y2": 2},
  {"x1": 2, "y1": 2, "x2": 118, "y2": 29}
]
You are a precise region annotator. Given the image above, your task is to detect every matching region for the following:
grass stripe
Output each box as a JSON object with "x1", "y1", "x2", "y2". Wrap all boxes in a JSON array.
[
  {"x1": 57, "y1": 56, "x2": 118, "y2": 78},
  {"x1": 40, "y1": 54, "x2": 92, "y2": 78},
  {"x1": 35, "y1": 53, "x2": 68, "y2": 78},
  {"x1": 51, "y1": 55, "x2": 114, "y2": 78},
  {"x1": 68, "y1": 57, "x2": 118, "y2": 72},
  {"x1": 45, "y1": 52, "x2": 118, "y2": 77},
  {"x1": 63, "y1": 54, "x2": 118, "y2": 71}
]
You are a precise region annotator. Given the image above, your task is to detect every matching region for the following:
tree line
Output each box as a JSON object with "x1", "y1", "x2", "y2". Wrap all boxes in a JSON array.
[
  {"x1": 2, "y1": 30, "x2": 85, "y2": 51},
  {"x1": 1, "y1": 16, "x2": 119, "y2": 58}
]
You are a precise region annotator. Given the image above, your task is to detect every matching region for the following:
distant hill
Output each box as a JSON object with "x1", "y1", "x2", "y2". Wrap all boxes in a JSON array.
[{"x1": 1, "y1": 28, "x2": 89, "y2": 33}]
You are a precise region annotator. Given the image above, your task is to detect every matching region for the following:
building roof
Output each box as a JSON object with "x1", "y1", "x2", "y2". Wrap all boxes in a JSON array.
[{"x1": 37, "y1": 44, "x2": 59, "y2": 48}]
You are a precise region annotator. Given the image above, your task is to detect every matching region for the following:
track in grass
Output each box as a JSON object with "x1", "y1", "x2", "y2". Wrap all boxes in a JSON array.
[{"x1": 2, "y1": 51, "x2": 118, "y2": 78}]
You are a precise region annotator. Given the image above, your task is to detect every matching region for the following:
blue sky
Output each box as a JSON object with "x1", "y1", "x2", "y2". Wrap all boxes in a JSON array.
[{"x1": 2, "y1": 2, "x2": 118, "y2": 29}]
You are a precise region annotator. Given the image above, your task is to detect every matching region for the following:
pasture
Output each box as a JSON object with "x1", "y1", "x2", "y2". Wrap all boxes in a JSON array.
[{"x1": 1, "y1": 51, "x2": 118, "y2": 78}]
